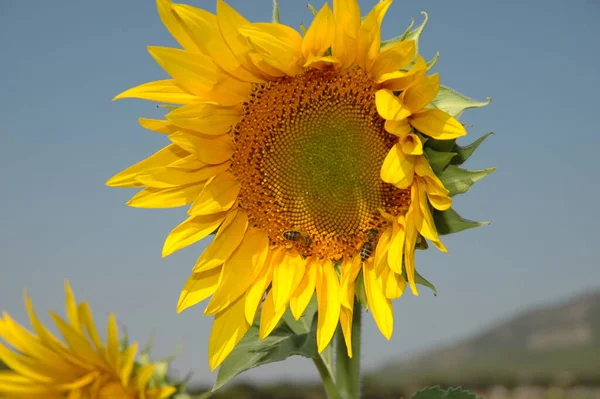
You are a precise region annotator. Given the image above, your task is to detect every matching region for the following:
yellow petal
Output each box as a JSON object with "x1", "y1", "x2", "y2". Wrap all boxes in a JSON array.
[
  {"x1": 168, "y1": 154, "x2": 207, "y2": 170},
  {"x1": 205, "y1": 228, "x2": 269, "y2": 314},
  {"x1": 156, "y1": 0, "x2": 201, "y2": 52},
  {"x1": 302, "y1": 3, "x2": 335, "y2": 58},
  {"x1": 290, "y1": 257, "x2": 318, "y2": 320},
  {"x1": 208, "y1": 295, "x2": 250, "y2": 370},
  {"x1": 378, "y1": 55, "x2": 427, "y2": 91},
  {"x1": 387, "y1": 217, "x2": 405, "y2": 274},
  {"x1": 356, "y1": 0, "x2": 392, "y2": 70},
  {"x1": 216, "y1": 0, "x2": 281, "y2": 80},
  {"x1": 148, "y1": 46, "x2": 250, "y2": 102},
  {"x1": 119, "y1": 342, "x2": 138, "y2": 385},
  {"x1": 239, "y1": 23, "x2": 304, "y2": 77},
  {"x1": 373, "y1": 227, "x2": 392, "y2": 277},
  {"x1": 245, "y1": 252, "x2": 276, "y2": 324},
  {"x1": 414, "y1": 180, "x2": 441, "y2": 244},
  {"x1": 370, "y1": 40, "x2": 415, "y2": 79},
  {"x1": 177, "y1": 267, "x2": 222, "y2": 313},
  {"x1": 402, "y1": 73, "x2": 440, "y2": 114},
  {"x1": 340, "y1": 256, "x2": 361, "y2": 309},
  {"x1": 193, "y1": 208, "x2": 248, "y2": 272},
  {"x1": 169, "y1": 131, "x2": 233, "y2": 165},
  {"x1": 188, "y1": 172, "x2": 240, "y2": 216},
  {"x1": 0, "y1": 342, "x2": 56, "y2": 383},
  {"x1": 363, "y1": 260, "x2": 393, "y2": 339},
  {"x1": 167, "y1": 102, "x2": 242, "y2": 135},
  {"x1": 127, "y1": 184, "x2": 203, "y2": 208},
  {"x1": 315, "y1": 260, "x2": 340, "y2": 353},
  {"x1": 303, "y1": 54, "x2": 341, "y2": 69},
  {"x1": 272, "y1": 249, "x2": 305, "y2": 311},
  {"x1": 375, "y1": 89, "x2": 411, "y2": 121},
  {"x1": 400, "y1": 133, "x2": 423, "y2": 155},
  {"x1": 172, "y1": 3, "x2": 263, "y2": 83},
  {"x1": 138, "y1": 118, "x2": 179, "y2": 134},
  {"x1": 162, "y1": 212, "x2": 227, "y2": 257},
  {"x1": 106, "y1": 144, "x2": 189, "y2": 188},
  {"x1": 339, "y1": 306, "x2": 354, "y2": 357},
  {"x1": 259, "y1": 290, "x2": 287, "y2": 340},
  {"x1": 113, "y1": 79, "x2": 197, "y2": 104},
  {"x1": 404, "y1": 202, "x2": 419, "y2": 296},
  {"x1": 137, "y1": 162, "x2": 230, "y2": 189},
  {"x1": 384, "y1": 119, "x2": 412, "y2": 138},
  {"x1": 415, "y1": 156, "x2": 452, "y2": 211},
  {"x1": 380, "y1": 144, "x2": 415, "y2": 189},
  {"x1": 332, "y1": 0, "x2": 361, "y2": 68},
  {"x1": 410, "y1": 108, "x2": 467, "y2": 140},
  {"x1": 106, "y1": 313, "x2": 120, "y2": 370},
  {"x1": 381, "y1": 267, "x2": 406, "y2": 299},
  {"x1": 78, "y1": 302, "x2": 103, "y2": 351}
]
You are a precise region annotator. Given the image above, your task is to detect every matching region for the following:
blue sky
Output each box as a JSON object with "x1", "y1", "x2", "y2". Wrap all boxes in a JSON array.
[{"x1": 1, "y1": 0, "x2": 599, "y2": 386}]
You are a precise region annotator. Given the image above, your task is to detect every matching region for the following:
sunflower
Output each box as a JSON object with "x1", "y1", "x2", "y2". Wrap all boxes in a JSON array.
[
  {"x1": 109, "y1": 0, "x2": 467, "y2": 369},
  {"x1": 0, "y1": 282, "x2": 176, "y2": 399}
]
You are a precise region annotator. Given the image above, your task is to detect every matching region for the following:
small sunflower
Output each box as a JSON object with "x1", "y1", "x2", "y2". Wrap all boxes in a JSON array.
[
  {"x1": 109, "y1": 0, "x2": 470, "y2": 369},
  {"x1": 0, "y1": 282, "x2": 176, "y2": 399}
]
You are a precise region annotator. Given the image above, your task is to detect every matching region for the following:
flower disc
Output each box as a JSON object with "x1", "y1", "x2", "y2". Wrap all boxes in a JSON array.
[{"x1": 232, "y1": 68, "x2": 410, "y2": 259}]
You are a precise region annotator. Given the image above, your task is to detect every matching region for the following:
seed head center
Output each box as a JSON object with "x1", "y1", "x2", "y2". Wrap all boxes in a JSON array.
[{"x1": 232, "y1": 68, "x2": 409, "y2": 259}]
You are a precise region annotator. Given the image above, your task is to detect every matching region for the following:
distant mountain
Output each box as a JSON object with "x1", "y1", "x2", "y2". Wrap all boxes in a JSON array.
[{"x1": 371, "y1": 290, "x2": 600, "y2": 388}]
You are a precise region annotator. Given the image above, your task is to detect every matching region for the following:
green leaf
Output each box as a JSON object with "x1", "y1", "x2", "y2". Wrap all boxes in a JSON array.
[
  {"x1": 213, "y1": 299, "x2": 318, "y2": 391},
  {"x1": 433, "y1": 207, "x2": 490, "y2": 235},
  {"x1": 424, "y1": 147, "x2": 456, "y2": 174},
  {"x1": 451, "y1": 132, "x2": 494, "y2": 166},
  {"x1": 438, "y1": 165, "x2": 495, "y2": 196},
  {"x1": 272, "y1": 0, "x2": 280, "y2": 23},
  {"x1": 426, "y1": 51, "x2": 440, "y2": 71},
  {"x1": 412, "y1": 386, "x2": 481, "y2": 399},
  {"x1": 432, "y1": 85, "x2": 491, "y2": 120},
  {"x1": 415, "y1": 271, "x2": 437, "y2": 296}
]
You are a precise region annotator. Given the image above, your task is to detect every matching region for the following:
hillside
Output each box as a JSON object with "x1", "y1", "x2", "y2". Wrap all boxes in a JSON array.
[{"x1": 372, "y1": 290, "x2": 600, "y2": 388}]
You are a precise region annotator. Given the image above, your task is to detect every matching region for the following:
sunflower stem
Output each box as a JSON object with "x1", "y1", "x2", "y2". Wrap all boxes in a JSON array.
[
  {"x1": 313, "y1": 353, "x2": 342, "y2": 399},
  {"x1": 335, "y1": 300, "x2": 362, "y2": 399}
]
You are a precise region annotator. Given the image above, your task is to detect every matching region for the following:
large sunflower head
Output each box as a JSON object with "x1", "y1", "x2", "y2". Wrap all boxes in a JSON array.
[
  {"x1": 0, "y1": 282, "x2": 176, "y2": 399},
  {"x1": 109, "y1": 0, "x2": 491, "y2": 370}
]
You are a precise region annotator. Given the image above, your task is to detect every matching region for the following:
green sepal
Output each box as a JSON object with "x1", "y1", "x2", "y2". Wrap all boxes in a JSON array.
[
  {"x1": 307, "y1": 3, "x2": 317, "y2": 16},
  {"x1": 451, "y1": 132, "x2": 494, "y2": 166},
  {"x1": 415, "y1": 234, "x2": 429, "y2": 250},
  {"x1": 412, "y1": 386, "x2": 482, "y2": 399},
  {"x1": 213, "y1": 298, "x2": 318, "y2": 391},
  {"x1": 414, "y1": 270, "x2": 437, "y2": 296},
  {"x1": 381, "y1": 17, "x2": 414, "y2": 48},
  {"x1": 424, "y1": 147, "x2": 456, "y2": 174},
  {"x1": 432, "y1": 85, "x2": 491, "y2": 120},
  {"x1": 300, "y1": 22, "x2": 307, "y2": 35},
  {"x1": 355, "y1": 271, "x2": 368, "y2": 310},
  {"x1": 424, "y1": 137, "x2": 455, "y2": 153},
  {"x1": 272, "y1": 0, "x2": 280, "y2": 23},
  {"x1": 438, "y1": 165, "x2": 495, "y2": 197},
  {"x1": 426, "y1": 51, "x2": 440, "y2": 71},
  {"x1": 157, "y1": 104, "x2": 179, "y2": 111},
  {"x1": 402, "y1": 12, "x2": 429, "y2": 56},
  {"x1": 433, "y1": 207, "x2": 490, "y2": 236}
]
